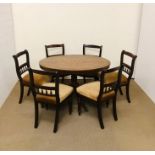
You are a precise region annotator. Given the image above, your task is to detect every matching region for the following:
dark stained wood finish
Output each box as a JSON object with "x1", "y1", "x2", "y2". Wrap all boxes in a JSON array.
[
  {"x1": 39, "y1": 55, "x2": 110, "y2": 75},
  {"x1": 83, "y1": 44, "x2": 103, "y2": 57},
  {"x1": 40, "y1": 55, "x2": 110, "y2": 90},
  {"x1": 77, "y1": 67, "x2": 121, "y2": 129},
  {"x1": 29, "y1": 68, "x2": 73, "y2": 133},
  {"x1": 45, "y1": 43, "x2": 68, "y2": 83},
  {"x1": 119, "y1": 50, "x2": 137, "y2": 103},
  {"x1": 45, "y1": 44, "x2": 65, "y2": 57},
  {"x1": 13, "y1": 50, "x2": 30, "y2": 104},
  {"x1": 82, "y1": 44, "x2": 103, "y2": 83}
]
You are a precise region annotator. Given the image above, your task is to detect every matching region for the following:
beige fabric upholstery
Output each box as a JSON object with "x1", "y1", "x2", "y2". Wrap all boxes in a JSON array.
[
  {"x1": 23, "y1": 73, "x2": 50, "y2": 86},
  {"x1": 36, "y1": 82, "x2": 73, "y2": 104},
  {"x1": 105, "y1": 71, "x2": 127, "y2": 85},
  {"x1": 76, "y1": 81, "x2": 115, "y2": 102}
]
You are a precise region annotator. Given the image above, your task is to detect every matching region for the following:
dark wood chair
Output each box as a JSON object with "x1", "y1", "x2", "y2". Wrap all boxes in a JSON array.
[
  {"x1": 105, "y1": 50, "x2": 137, "y2": 103},
  {"x1": 13, "y1": 50, "x2": 50, "y2": 104},
  {"x1": 82, "y1": 44, "x2": 103, "y2": 83},
  {"x1": 76, "y1": 67, "x2": 121, "y2": 129},
  {"x1": 45, "y1": 44, "x2": 68, "y2": 83},
  {"x1": 83, "y1": 44, "x2": 102, "y2": 57},
  {"x1": 45, "y1": 44, "x2": 65, "y2": 57},
  {"x1": 29, "y1": 68, "x2": 73, "y2": 133}
]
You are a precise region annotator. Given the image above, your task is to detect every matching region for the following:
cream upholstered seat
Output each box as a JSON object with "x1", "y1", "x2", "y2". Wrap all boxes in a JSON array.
[
  {"x1": 13, "y1": 50, "x2": 51, "y2": 104},
  {"x1": 29, "y1": 68, "x2": 73, "y2": 133},
  {"x1": 36, "y1": 82, "x2": 73, "y2": 103},
  {"x1": 23, "y1": 73, "x2": 50, "y2": 86},
  {"x1": 76, "y1": 67, "x2": 121, "y2": 130},
  {"x1": 76, "y1": 81, "x2": 115, "y2": 102},
  {"x1": 104, "y1": 50, "x2": 137, "y2": 103},
  {"x1": 105, "y1": 72, "x2": 127, "y2": 85}
]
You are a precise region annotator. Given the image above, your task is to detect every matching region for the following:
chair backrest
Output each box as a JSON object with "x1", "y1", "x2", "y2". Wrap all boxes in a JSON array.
[
  {"x1": 45, "y1": 44, "x2": 65, "y2": 57},
  {"x1": 13, "y1": 50, "x2": 30, "y2": 81},
  {"x1": 98, "y1": 67, "x2": 121, "y2": 101},
  {"x1": 29, "y1": 68, "x2": 60, "y2": 103},
  {"x1": 83, "y1": 44, "x2": 102, "y2": 57},
  {"x1": 120, "y1": 50, "x2": 137, "y2": 80}
]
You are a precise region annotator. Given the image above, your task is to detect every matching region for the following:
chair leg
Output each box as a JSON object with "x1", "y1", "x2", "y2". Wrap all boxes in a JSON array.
[
  {"x1": 83, "y1": 104, "x2": 88, "y2": 112},
  {"x1": 83, "y1": 76, "x2": 86, "y2": 83},
  {"x1": 19, "y1": 83, "x2": 24, "y2": 104},
  {"x1": 34, "y1": 101, "x2": 39, "y2": 128},
  {"x1": 97, "y1": 103, "x2": 104, "y2": 129},
  {"x1": 112, "y1": 97, "x2": 118, "y2": 121},
  {"x1": 41, "y1": 103, "x2": 44, "y2": 108},
  {"x1": 106, "y1": 100, "x2": 109, "y2": 108},
  {"x1": 53, "y1": 106, "x2": 59, "y2": 133},
  {"x1": 68, "y1": 96, "x2": 72, "y2": 115},
  {"x1": 77, "y1": 96, "x2": 81, "y2": 115},
  {"x1": 61, "y1": 76, "x2": 65, "y2": 83},
  {"x1": 119, "y1": 87, "x2": 123, "y2": 95},
  {"x1": 126, "y1": 84, "x2": 131, "y2": 103},
  {"x1": 94, "y1": 76, "x2": 99, "y2": 81},
  {"x1": 51, "y1": 76, "x2": 54, "y2": 82},
  {"x1": 27, "y1": 87, "x2": 31, "y2": 96},
  {"x1": 45, "y1": 103, "x2": 49, "y2": 110}
]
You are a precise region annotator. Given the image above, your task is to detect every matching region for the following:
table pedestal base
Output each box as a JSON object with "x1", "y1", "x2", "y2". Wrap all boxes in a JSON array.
[{"x1": 71, "y1": 75, "x2": 88, "y2": 112}]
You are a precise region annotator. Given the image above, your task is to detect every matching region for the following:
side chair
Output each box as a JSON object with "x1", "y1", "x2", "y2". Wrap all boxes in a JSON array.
[
  {"x1": 13, "y1": 50, "x2": 50, "y2": 103},
  {"x1": 45, "y1": 44, "x2": 68, "y2": 83},
  {"x1": 83, "y1": 44, "x2": 102, "y2": 57},
  {"x1": 82, "y1": 44, "x2": 103, "y2": 83},
  {"x1": 29, "y1": 68, "x2": 73, "y2": 133},
  {"x1": 76, "y1": 67, "x2": 121, "y2": 129},
  {"x1": 105, "y1": 50, "x2": 137, "y2": 103},
  {"x1": 45, "y1": 44, "x2": 65, "y2": 57}
]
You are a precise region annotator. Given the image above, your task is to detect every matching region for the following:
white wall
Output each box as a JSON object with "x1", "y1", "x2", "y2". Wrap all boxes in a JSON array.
[
  {"x1": 12, "y1": 4, "x2": 142, "y2": 69},
  {"x1": 135, "y1": 4, "x2": 155, "y2": 103},
  {"x1": 0, "y1": 4, "x2": 16, "y2": 107}
]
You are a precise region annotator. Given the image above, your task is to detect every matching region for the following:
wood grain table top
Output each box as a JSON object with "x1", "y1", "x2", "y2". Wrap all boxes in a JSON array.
[{"x1": 39, "y1": 55, "x2": 110, "y2": 74}]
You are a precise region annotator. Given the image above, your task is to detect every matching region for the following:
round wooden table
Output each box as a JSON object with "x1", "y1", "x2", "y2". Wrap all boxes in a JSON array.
[
  {"x1": 39, "y1": 55, "x2": 110, "y2": 88},
  {"x1": 39, "y1": 55, "x2": 110, "y2": 74}
]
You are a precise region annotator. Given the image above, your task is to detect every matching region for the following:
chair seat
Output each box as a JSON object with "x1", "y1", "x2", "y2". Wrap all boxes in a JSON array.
[
  {"x1": 36, "y1": 82, "x2": 73, "y2": 104},
  {"x1": 76, "y1": 81, "x2": 115, "y2": 101},
  {"x1": 23, "y1": 73, "x2": 50, "y2": 86},
  {"x1": 105, "y1": 71, "x2": 127, "y2": 85}
]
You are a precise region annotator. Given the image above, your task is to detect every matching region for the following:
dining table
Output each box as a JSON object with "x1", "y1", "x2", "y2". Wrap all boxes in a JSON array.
[{"x1": 39, "y1": 55, "x2": 110, "y2": 88}]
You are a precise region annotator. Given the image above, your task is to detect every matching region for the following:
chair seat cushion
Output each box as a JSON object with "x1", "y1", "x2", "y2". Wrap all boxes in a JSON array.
[
  {"x1": 105, "y1": 71, "x2": 127, "y2": 85},
  {"x1": 23, "y1": 73, "x2": 50, "y2": 86},
  {"x1": 76, "y1": 81, "x2": 115, "y2": 101},
  {"x1": 36, "y1": 83, "x2": 73, "y2": 104}
]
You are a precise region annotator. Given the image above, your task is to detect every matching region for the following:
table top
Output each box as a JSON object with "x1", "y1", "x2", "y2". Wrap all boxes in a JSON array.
[{"x1": 39, "y1": 55, "x2": 110, "y2": 74}]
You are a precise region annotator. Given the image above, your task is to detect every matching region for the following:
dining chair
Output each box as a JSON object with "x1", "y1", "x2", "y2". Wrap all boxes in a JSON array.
[
  {"x1": 83, "y1": 44, "x2": 103, "y2": 57},
  {"x1": 82, "y1": 44, "x2": 103, "y2": 83},
  {"x1": 45, "y1": 44, "x2": 65, "y2": 57},
  {"x1": 105, "y1": 50, "x2": 137, "y2": 103},
  {"x1": 13, "y1": 50, "x2": 50, "y2": 104},
  {"x1": 76, "y1": 67, "x2": 121, "y2": 129},
  {"x1": 45, "y1": 44, "x2": 68, "y2": 83},
  {"x1": 29, "y1": 68, "x2": 73, "y2": 133}
]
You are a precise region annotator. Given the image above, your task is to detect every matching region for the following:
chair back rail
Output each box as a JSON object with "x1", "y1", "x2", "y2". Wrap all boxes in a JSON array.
[
  {"x1": 83, "y1": 44, "x2": 103, "y2": 57},
  {"x1": 13, "y1": 49, "x2": 30, "y2": 80},
  {"x1": 45, "y1": 44, "x2": 65, "y2": 57},
  {"x1": 98, "y1": 67, "x2": 121, "y2": 101},
  {"x1": 29, "y1": 68, "x2": 60, "y2": 103},
  {"x1": 120, "y1": 50, "x2": 137, "y2": 79}
]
